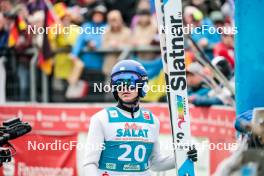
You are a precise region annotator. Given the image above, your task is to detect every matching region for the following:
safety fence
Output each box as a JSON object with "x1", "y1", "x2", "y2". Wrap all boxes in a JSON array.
[{"x1": 1, "y1": 46, "x2": 214, "y2": 103}]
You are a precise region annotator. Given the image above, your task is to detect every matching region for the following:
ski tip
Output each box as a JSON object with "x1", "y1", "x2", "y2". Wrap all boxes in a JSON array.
[{"x1": 178, "y1": 159, "x2": 195, "y2": 176}]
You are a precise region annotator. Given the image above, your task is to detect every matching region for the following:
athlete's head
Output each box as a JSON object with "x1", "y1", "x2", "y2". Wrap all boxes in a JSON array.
[{"x1": 111, "y1": 60, "x2": 148, "y2": 105}]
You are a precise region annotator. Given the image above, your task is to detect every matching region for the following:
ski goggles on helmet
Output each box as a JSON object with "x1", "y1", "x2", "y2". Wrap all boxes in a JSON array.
[{"x1": 111, "y1": 72, "x2": 144, "y2": 90}]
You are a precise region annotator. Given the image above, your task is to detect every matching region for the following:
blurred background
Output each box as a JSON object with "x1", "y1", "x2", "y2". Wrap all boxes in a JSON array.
[{"x1": 0, "y1": 0, "x2": 235, "y2": 106}]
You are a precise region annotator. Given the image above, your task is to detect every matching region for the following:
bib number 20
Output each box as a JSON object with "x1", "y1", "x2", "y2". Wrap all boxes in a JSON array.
[{"x1": 118, "y1": 144, "x2": 146, "y2": 162}]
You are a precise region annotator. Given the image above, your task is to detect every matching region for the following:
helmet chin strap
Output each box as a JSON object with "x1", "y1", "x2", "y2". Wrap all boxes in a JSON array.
[{"x1": 117, "y1": 96, "x2": 140, "y2": 119}]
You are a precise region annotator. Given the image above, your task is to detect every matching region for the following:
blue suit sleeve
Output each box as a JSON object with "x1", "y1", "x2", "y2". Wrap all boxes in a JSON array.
[
  {"x1": 71, "y1": 23, "x2": 92, "y2": 58},
  {"x1": 234, "y1": 109, "x2": 253, "y2": 133},
  {"x1": 71, "y1": 32, "x2": 86, "y2": 58}
]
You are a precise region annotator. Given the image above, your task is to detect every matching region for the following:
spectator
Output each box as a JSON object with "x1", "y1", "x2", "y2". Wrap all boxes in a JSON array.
[
  {"x1": 102, "y1": 10, "x2": 131, "y2": 75},
  {"x1": 187, "y1": 62, "x2": 223, "y2": 106},
  {"x1": 105, "y1": 0, "x2": 137, "y2": 25},
  {"x1": 131, "y1": 9, "x2": 157, "y2": 46},
  {"x1": 70, "y1": 4, "x2": 106, "y2": 100},
  {"x1": 28, "y1": 10, "x2": 44, "y2": 49},
  {"x1": 0, "y1": 13, "x2": 8, "y2": 48},
  {"x1": 221, "y1": 0, "x2": 235, "y2": 22},
  {"x1": 213, "y1": 30, "x2": 235, "y2": 68},
  {"x1": 207, "y1": 56, "x2": 235, "y2": 106},
  {"x1": 65, "y1": 6, "x2": 84, "y2": 25},
  {"x1": 7, "y1": 4, "x2": 32, "y2": 101},
  {"x1": 49, "y1": 2, "x2": 81, "y2": 102},
  {"x1": 0, "y1": 0, "x2": 13, "y2": 14},
  {"x1": 184, "y1": 6, "x2": 221, "y2": 49},
  {"x1": 137, "y1": 0, "x2": 151, "y2": 11},
  {"x1": 210, "y1": 10, "x2": 225, "y2": 29},
  {"x1": 71, "y1": 4, "x2": 106, "y2": 71},
  {"x1": 190, "y1": 0, "x2": 222, "y2": 16},
  {"x1": 80, "y1": 0, "x2": 104, "y2": 22},
  {"x1": 133, "y1": 35, "x2": 166, "y2": 102},
  {"x1": 0, "y1": 0, "x2": 236, "y2": 103},
  {"x1": 131, "y1": 8, "x2": 162, "y2": 101},
  {"x1": 26, "y1": 0, "x2": 46, "y2": 14},
  {"x1": 130, "y1": 0, "x2": 156, "y2": 30},
  {"x1": 0, "y1": 13, "x2": 7, "y2": 103},
  {"x1": 212, "y1": 56, "x2": 233, "y2": 80}
]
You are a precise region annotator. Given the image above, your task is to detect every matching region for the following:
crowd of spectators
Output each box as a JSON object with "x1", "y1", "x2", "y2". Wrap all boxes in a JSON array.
[{"x1": 0, "y1": 0, "x2": 235, "y2": 106}]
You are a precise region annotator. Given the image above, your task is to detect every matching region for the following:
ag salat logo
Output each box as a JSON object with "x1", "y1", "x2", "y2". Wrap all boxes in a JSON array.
[{"x1": 116, "y1": 123, "x2": 148, "y2": 138}]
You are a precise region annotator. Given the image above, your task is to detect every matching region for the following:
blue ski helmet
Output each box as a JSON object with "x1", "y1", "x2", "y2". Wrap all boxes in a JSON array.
[{"x1": 111, "y1": 60, "x2": 148, "y2": 100}]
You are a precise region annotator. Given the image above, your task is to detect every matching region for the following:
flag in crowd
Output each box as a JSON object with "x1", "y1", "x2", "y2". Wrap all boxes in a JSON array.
[
  {"x1": 38, "y1": 3, "x2": 55, "y2": 75},
  {"x1": 8, "y1": 16, "x2": 27, "y2": 47}
]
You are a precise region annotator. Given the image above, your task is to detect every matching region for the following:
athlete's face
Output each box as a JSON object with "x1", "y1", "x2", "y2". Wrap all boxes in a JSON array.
[{"x1": 117, "y1": 87, "x2": 138, "y2": 103}]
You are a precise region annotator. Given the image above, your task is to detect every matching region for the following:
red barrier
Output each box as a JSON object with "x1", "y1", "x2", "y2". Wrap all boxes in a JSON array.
[
  {"x1": 0, "y1": 133, "x2": 78, "y2": 176},
  {"x1": 0, "y1": 103, "x2": 236, "y2": 175}
]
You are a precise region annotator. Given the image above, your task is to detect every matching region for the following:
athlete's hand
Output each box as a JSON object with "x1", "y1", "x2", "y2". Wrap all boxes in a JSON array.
[{"x1": 187, "y1": 146, "x2": 197, "y2": 162}]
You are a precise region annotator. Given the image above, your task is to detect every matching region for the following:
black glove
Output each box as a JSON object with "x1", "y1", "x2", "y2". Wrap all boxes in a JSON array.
[{"x1": 187, "y1": 145, "x2": 197, "y2": 162}]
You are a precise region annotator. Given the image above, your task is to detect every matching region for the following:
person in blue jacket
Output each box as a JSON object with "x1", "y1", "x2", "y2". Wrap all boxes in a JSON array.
[
  {"x1": 186, "y1": 62, "x2": 221, "y2": 106},
  {"x1": 71, "y1": 5, "x2": 107, "y2": 71}
]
